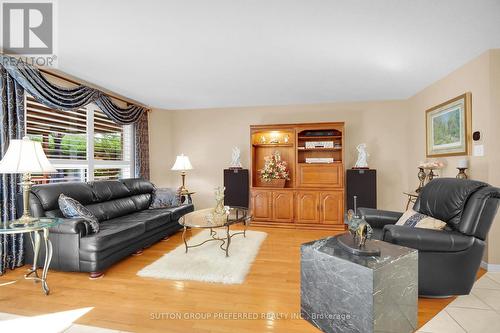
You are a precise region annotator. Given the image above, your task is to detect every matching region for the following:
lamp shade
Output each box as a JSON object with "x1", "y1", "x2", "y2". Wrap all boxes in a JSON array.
[
  {"x1": 171, "y1": 154, "x2": 193, "y2": 171},
  {"x1": 0, "y1": 136, "x2": 57, "y2": 174}
]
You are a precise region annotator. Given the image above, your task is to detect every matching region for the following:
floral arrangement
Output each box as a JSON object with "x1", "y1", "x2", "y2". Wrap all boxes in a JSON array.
[
  {"x1": 419, "y1": 160, "x2": 445, "y2": 169},
  {"x1": 260, "y1": 151, "x2": 290, "y2": 181}
]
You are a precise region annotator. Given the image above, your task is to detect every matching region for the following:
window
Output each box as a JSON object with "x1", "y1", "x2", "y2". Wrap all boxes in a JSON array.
[{"x1": 26, "y1": 95, "x2": 134, "y2": 184}]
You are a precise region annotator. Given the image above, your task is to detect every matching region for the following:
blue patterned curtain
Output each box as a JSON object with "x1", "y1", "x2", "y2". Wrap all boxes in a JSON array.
[
  {"x1": 0, "y1": 65, "x2": 25, "y2": 275},
  {"x1": 0, "y1": 55, "x2": 148, "y2": 125},
  {"x1": 134, "y1": 112, "x2": 150, "y2": 180}
]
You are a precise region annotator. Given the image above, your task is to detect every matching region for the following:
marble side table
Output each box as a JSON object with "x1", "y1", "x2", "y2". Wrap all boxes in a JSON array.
[{"x1": 301, "y1": 235, "x2": 418, "y2": 333}]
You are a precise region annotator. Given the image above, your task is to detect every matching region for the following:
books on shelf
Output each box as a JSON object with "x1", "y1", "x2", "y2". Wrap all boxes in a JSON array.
[
  {"x1": 305, "y1": 157, "x2": 335, "y2": 164},
  {"x1": 305, "y1": 141, "x2": 334, "y2": 148}
]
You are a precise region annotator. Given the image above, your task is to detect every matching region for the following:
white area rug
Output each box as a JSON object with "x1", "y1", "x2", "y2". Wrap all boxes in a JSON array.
[{"x1": 137, "y1": 230, "x2": 267, "y2": 284}]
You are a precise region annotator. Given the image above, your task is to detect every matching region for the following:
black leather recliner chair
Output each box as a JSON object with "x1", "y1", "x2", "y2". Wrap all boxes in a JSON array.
[
  {"x1": 359, "y1": 178, "x2": 500, "y2": 297},
  {"x1": 25, "y1": 178, "x2": 193, "y2": 278}
]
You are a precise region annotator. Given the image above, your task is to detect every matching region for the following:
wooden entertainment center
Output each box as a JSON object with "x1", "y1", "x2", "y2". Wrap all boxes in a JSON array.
[{"x1": 250, "y1": 122, "x2": 345, "y2": 230}]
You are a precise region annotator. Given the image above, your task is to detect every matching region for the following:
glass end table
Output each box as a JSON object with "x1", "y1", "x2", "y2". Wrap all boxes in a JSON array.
[
  {"x1": 0, "y1": 217, "x2": 63, "y2": 295},
  {"x1": 179, "y1": 206, "x2": 250, "y2": 257}
]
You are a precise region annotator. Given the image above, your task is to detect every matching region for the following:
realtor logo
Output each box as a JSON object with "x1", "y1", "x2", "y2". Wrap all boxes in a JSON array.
[{"x1": 2, "y1": 2, "x2": 53, "y2": 54}]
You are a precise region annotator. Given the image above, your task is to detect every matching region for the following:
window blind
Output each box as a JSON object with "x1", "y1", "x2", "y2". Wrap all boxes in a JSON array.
[{"x1": 26, "y1": 94, "x2": 134, "y2": 184}]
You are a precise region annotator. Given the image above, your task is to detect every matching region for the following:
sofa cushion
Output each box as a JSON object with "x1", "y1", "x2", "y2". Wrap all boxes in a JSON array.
[
  {"x1": 86, "y1": 197, "x2": 138, "y2": 222},
  {"x1": 89, "y1": 180, "x2": 131, "y2": 202},
  {"x1": 80, "y1": 220, "x2": 145, "y2": 252},
  {"x1": 121, "y1": 178, "x2": 155, "y2": 195},
  {"x1": 58, "y1": 194, "x2": 100, "y2": 233},
  {"x1": 396, "y1": 209, "x2": 447, "y2": 230},
  {"x1": 166, "y1": 204, "x2": 195, "y2": 220},
  {"x1": 150, "y1": 188, "x2": 180, "y2": 209},
  {"x1": 32, "y1": 182, "x2": 95, "y2": 211},
  {"x1": 130, "y1": 193, "x2": 153, "y2": 211},
  {"x1": 105, "y1": 209, "x2": 173, "y2": 231}
]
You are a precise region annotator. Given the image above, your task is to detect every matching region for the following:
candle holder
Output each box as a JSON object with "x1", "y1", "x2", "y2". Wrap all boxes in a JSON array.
[
  {"x1": 456, "y1": 167, "x2": 468, "y2": 180},
  {"x1": 428, "y1": 168, "x2": 436, "y2": 182},
  {"x1": 416, "y1": 167, "x2": 426, "y2": 193}
]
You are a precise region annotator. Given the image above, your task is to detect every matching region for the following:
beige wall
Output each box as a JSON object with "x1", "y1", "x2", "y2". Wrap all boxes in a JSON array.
[
  {"x1": 406, "y1": 51, "x2": 492, "y2": 184},
  {"x1": 150, "y1": 101, "x2": 410, "y2": 211},
  {"x1": 149, "y1": 109, "x2": 173, "y2": 185},
  {"x1": 149, "y1": 49, "x2": 500, "y2": 264},
  {"x1": 489, "y1": 50, "x2": 500, "y2": 265},
  {"x1": 406, "y1": 50, "x2": 500, "y2": 264}
]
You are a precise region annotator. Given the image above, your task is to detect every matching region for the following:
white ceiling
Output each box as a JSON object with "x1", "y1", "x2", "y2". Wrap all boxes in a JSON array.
[{"x1": 56, "y1": 0, "x2": 500, "y2": 109}]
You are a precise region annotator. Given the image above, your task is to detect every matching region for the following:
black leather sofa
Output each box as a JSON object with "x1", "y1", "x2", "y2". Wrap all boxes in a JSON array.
[
  {"x1": 359, "y1": 178, "x2": 500, "y2": 297},
  {"x1": 25, "y1": 178, "x2": 193, "y2": 278}
]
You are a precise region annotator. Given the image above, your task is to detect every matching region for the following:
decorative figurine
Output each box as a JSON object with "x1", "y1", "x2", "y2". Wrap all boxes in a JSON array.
[
  {"x1": 356, "y1": 221, "x2": 372, "y2": 247},
  {"x1": 340, "y1": 197, "x2": 379, "y2": 256},
  {"x1": 284, "y1": 135, "x2": 290, "y2": 144},
  {"x1": 260, "y1": 136, "x2": 267, "y2": 144},
  {"x1": 270, "y1": 132, "x2": 280, "y2": 144},
  {"x1": 353, "y1": 143, "x2": 369, "y2": 169},
  {"x1": 229, "y1": 147, "x2": 243, "y2": 169},
  {"x1": 347, "y1": 213, "x2": 362, "y2": 237},
  {"x1": 347, "y1": 213, "x2": 373, "y2": 248},
  {"x1": 345, "y1": 197, "x2": 373, "y2": 248},
  {"x1": 416, "y1": 167, "x2": 426, "y2": 192},
  {"x1": 214, "y1": 186, "x2": 225, "y2": 215}
]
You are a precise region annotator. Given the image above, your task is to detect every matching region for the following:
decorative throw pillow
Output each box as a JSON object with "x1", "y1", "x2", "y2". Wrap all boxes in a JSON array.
[
  {"x1": 396, "y1": 209, "x2": 447, "y2": 230},
  {"x1": 150, "y1": 188, "x2": 181, "y2": 209},
  {"x1": 58, "y1": 194, "x2": 100, "y2": 233}
]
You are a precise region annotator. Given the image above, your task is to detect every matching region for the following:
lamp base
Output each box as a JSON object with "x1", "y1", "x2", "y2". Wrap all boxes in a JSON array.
[
  {"x1": 10, "y1": 173, "x2": 38, "y2": 227},
  {"x1": 10, "y1": 215, "x2": 38, "y2": 227},
  {"x1": 178, "y1": 171, "x2": 191, "y2": 196},
  {"x1": 178, "y1": 186, "x2": 191, "y2": 196}
]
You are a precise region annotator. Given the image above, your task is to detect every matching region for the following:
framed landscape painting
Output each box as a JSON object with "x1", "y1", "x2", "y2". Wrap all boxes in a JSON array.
[{"x1": 426, "y1": 93, "x2": 471, "y2": 157}]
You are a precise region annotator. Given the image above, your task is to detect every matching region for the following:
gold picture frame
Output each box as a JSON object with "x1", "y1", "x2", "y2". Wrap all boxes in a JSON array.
[{"x1": 426, "y1": 93, "x2": 472, "y2": 157}]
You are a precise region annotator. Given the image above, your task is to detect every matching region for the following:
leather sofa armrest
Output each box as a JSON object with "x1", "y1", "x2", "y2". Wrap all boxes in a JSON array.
[
  {"x1": 357, "y1": 207, "x2": 402, "y2": 229},
  {"x1": 382, "y1": 225, "x2": 475, "y2": 252},
  {"x1": 167, "y1": 203, "x2": 195, "y2": 220},
  {"x1": 49, "y1": 218, "x2": 90, "y2": 237}
]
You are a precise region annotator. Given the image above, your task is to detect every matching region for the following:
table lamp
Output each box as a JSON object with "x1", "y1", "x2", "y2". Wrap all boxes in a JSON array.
[
  {"x1": 171, "y1": 154, "x2": 193, "y2": 195},
  {"x1": 0, "y1": 136, "x2": 56, "y2": 226}
]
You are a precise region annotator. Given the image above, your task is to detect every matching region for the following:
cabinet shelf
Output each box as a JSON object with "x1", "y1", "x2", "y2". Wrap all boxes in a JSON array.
[
  {"x1": 298, "y1": 135, "x2": 342, "y2": 140},
  {"x1": 297, "y1": 147, "x2": 342, "y2": 151},
  {"x1": 252, "y1": 143, "x2": 293, "y2": 147},
  {"x1": 297, "y1": 162, "x2": 342, "y2": 165}
]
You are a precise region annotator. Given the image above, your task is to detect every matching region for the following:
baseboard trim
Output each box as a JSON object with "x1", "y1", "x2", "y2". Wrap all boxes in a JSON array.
[{"x1": 481, "y1": 261, "x2": 500, "y2": 272}]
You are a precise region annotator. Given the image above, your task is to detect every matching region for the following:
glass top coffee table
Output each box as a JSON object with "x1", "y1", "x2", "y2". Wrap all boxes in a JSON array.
[
  {"x1": 178, "y1": 206, "x2": 250, "y2": 257},
  {"x1": 0, "y1": 218, "x2": 63, "y2": 295}
]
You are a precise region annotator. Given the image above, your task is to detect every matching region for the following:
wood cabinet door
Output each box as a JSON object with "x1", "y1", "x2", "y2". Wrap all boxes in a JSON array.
[
  {"x1": 297, "y1": 164, "x2": 343, "y2": 188},
  {"x1": 296, "y1": 191, "x2": 320, "y2": 223},
  {"x1": 272, "y1": 191, "x2": 294, "y2": 222},
  {"x1": 320, "y1": 191, "x2": 344, "y2": 225},
  {"x1": 251, "y1": 190, "x2": 272, "y2": 220}
]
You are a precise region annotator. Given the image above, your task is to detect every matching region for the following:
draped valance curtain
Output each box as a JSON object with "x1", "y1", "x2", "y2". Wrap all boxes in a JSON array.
[
  {"x1": 0, "y1": 55, "x2": 150, "y2": 179},
  {"x1": 0, "y1": 55, "x2": 150, "y2": 275},
  {"x1": 0, "y1": 55, "x2": 148, "y2": 125}
]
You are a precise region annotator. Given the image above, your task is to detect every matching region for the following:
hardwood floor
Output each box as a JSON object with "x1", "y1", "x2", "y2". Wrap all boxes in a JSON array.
[{"x1": 0, "y1": 227, "x2": 485, "y2": 332}]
